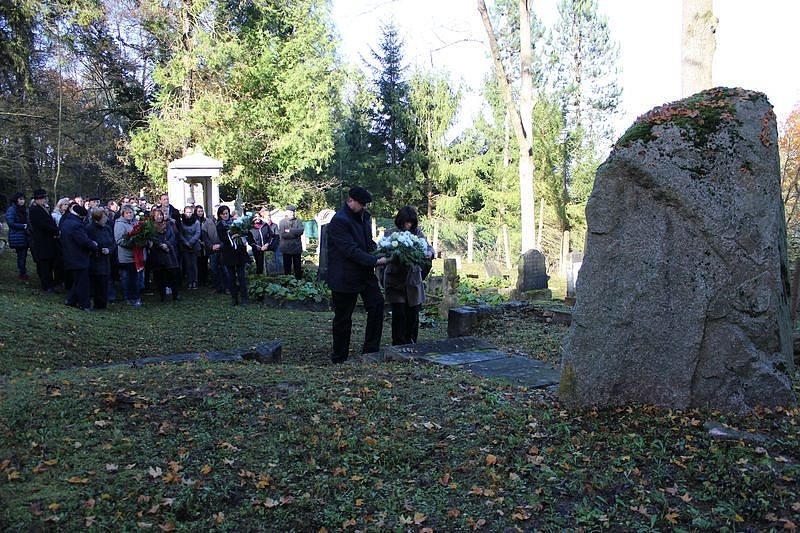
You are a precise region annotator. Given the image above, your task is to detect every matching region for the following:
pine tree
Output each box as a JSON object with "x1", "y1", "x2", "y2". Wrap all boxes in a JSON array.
[{"x1": 367, "y1": 23, "x2": 413, "y2": 167}]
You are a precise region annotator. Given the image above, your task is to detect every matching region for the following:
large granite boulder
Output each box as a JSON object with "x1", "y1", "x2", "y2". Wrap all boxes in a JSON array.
[{"x1": 560, "y1": 87, "x2": 796, "y2": 413}]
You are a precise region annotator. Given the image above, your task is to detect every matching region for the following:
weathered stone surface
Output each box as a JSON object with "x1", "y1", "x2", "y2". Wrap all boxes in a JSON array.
[
  {"x1": 448, "y1": 306, "x2": 479, "y2": 338},
  {"x1": 561, "y1": 87, "x2": 796, "y2": 413},
  {"x1": 516, "y1": 249, "x2": 549, "y2": 292},
  {"x1": 240, "y1": 341, "x2": 282, "y2": 364}
]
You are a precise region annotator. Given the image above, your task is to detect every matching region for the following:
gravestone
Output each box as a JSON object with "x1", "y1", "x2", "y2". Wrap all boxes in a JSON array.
[
  {"x1": 315, "y1": 209, "x2": 336, "y2": 281},
  {"x1": 516, "y1": 250, "x2": 549, "y2": 291},
  {"x1": 561, "y1": 88, "x2": 796, "y2": 413},
  {"x1": 565, "y1": 252, "x2": 583, "y2": 299},
  {"x1": 484, "y1": 259, "x2": 503, "y2": 279},
  {"x1": 513, "y1": 249, "x2": 551, "y2": 300},
  {"x1": 438, "y1": 258, "x2": 460, "y2": 317}
]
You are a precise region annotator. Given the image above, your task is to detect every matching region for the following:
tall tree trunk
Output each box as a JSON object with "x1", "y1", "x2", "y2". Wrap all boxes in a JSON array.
[
  {"x1": 478, "y1": 0, "x2": 536, "y2": 253},
  {"x1": 180, "y1": 0, "x2": 196, "y2": 151},
  {"x1": 681, "y1": 0, "x2": 717, "y2": 97}
]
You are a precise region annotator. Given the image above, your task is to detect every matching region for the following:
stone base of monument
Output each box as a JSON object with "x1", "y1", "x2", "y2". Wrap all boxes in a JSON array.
[
  {"x1": 380, "y1": 336, "x2": 560, "y2": 389},
  {"x1": 511, "y1": 288, "x2": 552, "y2": 301}
]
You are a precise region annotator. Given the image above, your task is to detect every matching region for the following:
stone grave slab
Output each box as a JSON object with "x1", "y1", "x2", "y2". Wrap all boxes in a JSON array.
[
  {"x1": 463, "y1": 356, "x2": 560, "y2": 388},
  {"x1": 383, "y1": 336, "x2": 496, "y2": 362},
  {"x1": 380, "y1": 336, "x2": 561, "y2": 389}
]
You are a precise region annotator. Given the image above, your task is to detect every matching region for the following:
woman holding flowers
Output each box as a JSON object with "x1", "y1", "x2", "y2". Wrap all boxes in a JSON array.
[
  {"x1": 149, "y1": 207, "x2": 181, "y2": 302},
  {"x1": 381, "y1": 206, "x2": 433, "y2": 345},
  {"x1": 114, "y1": 205, "x2": 147, "y2": 306},
  {"x1": 216, "y1": 205, "x2": 250, "y2": 306}
]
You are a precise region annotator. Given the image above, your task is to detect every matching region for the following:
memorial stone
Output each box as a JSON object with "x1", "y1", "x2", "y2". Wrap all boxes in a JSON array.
[{"x1": 561, "y1": 88, "x2": 796, "y2": 413}]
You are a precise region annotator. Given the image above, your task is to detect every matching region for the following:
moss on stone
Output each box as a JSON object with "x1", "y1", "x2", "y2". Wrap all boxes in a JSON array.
[
  {"x1": 615, "y1": 87, "x2": 765, "y2": 149},
  {"x1": 559, "y1": 363, "x2": 576, "y2": 398}
]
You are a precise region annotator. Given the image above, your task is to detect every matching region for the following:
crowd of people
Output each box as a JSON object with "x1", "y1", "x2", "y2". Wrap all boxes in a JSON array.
[
  {"x1": 4, "y1": 190, "x2": 296, "y2": 310},
  {"x1": 4, "y1": 185, "x2": 434, "y2": 362}
]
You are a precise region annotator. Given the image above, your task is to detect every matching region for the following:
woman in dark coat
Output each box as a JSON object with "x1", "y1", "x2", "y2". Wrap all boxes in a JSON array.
[
  {"x1": 60, "y1": 204, "x2": 99, "y2": 310},
  {"x1": 179, "y1": 206, "x2": 202, "y2": 289},
  {"x1": 216, "y1": 205, "x2": 249, "y2": 306},
  {"x1": 148, "y1": 207, "x2": 181, "y2": 302},
  {"x1": 247, "y1": 211, "x2": 273, "y2": 276},
  {"x1": 29, "y1": 189, "x2": 60, "y2": 291},
  {"x1": 85, "y1": 208, "x2": 116, "y2": 309},
  {"x1": 5, "y1": 192, "x2": 30, "y2": 280},
  {"x1": 382, "y1": 206, "x2": 432, "y2": 345}
]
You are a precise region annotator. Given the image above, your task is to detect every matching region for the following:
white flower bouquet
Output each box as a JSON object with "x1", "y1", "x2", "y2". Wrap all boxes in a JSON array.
[
  {"x1": 375, "y1": 231, "x2": 430, "y2": 268},
  {"x1": 227, "y1": 212, "x2": 254, "y2": 242}
]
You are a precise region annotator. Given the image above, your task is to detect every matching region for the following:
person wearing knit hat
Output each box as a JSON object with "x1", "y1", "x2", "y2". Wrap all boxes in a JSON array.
[{"x1": 325, "y1": 186, "x2": 388, "y2": 363}]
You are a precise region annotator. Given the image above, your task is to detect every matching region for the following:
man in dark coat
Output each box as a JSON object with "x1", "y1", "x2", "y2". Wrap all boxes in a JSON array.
[
  {"x1": 29, "y1": 189, "x2": 60, "y2": 291},
  {"x1": 60, "y1": 204, "x2": 99, "y2": 310},
  {"x1": 278, "y1": 204, "x2": 305, "y2": 279},
  {"x1": 325, "y1": 186, "x2": 388, "y2": 363}
]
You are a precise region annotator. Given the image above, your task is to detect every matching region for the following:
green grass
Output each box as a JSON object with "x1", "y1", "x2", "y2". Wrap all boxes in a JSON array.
[{"x1": 1, "y1": 249, "x2": 799, "y2": 531}]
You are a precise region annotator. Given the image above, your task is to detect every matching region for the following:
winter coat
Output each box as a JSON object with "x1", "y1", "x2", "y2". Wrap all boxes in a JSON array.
[
  {"x1": 5, "y1": 204, "x2": 29, "y2": 249},
  {"x1": 59, "y1": 213, "x2": 98, "y2": 270},
  {"x1": 201, "y1": 216, "x2": 221, "y2": 255},
  {"x1": 217, "y1": 220, "x2": 250, "y2": 266},
  {"x1": 382, "y1": 227, "x2": 428, "y2": 307},
  {"x1": 179, "y1": 216, "x2": 202, "y2": 253},
  {"x1": 277, "y1": 216, "x2": 304, "y2": 255},
  {"x1": 114, "y1": 217, "x2": 136, "y2": 264},
  {"x1": 29, "y1": 203, "x2": 60, "y2": 260},
  {"x1": 149, "y1": 224, "x2": 180, "y2": 270},
  {"x1": 86, "y1": 222, "x2": 116, "y2": 275},
  {"x1": 247, "y1": 223, "x2": 272, "y2": 252},
  {"x1": 325, "y1": 203, "x2": 379, "y2": 293}
]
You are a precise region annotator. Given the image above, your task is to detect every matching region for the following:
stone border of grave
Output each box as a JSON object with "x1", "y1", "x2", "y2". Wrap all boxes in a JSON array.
[
  {"x1": 254, "y1": 296, "x2": 330, "y2": 312},
  {"x1": 447, "y1": 301, "x2": 572, "y2": 338},
  {"x1": 92, "y1": 340, "x2": 282, "y2": 369}
]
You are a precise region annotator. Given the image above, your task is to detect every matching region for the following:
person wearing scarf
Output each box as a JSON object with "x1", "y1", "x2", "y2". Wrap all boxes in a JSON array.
[
  {"x1": 216, "y1": 205, "x2": 250, "y2": 306},
  {"x1": 179, "y1": 206, "x2": 202, "y2": 289},
  {"x1": 149, "y1": 207, "x2": 181, "y2": 302}
]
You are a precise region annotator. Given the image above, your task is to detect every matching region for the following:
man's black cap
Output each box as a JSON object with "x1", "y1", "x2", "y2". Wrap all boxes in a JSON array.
[
  {"x1": 348, "y1": 186, "x2": 372, "y2": 205},
  {"x1": 33, "y1": 188, "x2": 47, "y2": 199}
]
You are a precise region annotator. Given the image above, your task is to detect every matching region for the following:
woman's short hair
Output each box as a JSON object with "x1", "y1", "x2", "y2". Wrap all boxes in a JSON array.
[
  {"x1": 55, "y1": 197, "x2": 71, "y2": 210},
  {"x1": 90, "y1": 207, "x2": 106, "y2": 222},
  {"x1": 394, "y1": 206, "x2": 419, "y2": 232},
  {"x1": 217, "y1": 204, "x2": 230, "y2": 218},
  {"x1": 120, "y1": 204, "x2": 134, "y2": 214}
]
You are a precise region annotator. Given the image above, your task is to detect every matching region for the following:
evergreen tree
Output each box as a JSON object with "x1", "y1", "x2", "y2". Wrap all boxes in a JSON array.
[
  {"x1": 547, "y1": 0, "x2": 621, "y2": 143},
  {"x1": 368, "y1": 23, "x2": 413, "y2": 168}
]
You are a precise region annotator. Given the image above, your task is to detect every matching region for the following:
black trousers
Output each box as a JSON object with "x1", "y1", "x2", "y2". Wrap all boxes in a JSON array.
[
  {"x1": 90, "y1": 274, "x2": 109, "y2": 309},
  {"x1": 252, "y1": 250, "x2": 265, "y2": 276},
  {"x1": 391, "y1": 303, "x2": 420, "y2": 345},
  {"x1": 65, "y1": 268, "x2": 90, "y2": 309},
  {"x1": 154, "y1": 268, "x2": 180, "y2": 301},
  {"x1": 35, "y1": 257, "x2": 55, "y2": 290},
  {"x1": 331, "y1": 281, "x2": 384, "y2": 362},
  {"x1": 283, "y1": 253, "x2": 302, "y2": 279}
]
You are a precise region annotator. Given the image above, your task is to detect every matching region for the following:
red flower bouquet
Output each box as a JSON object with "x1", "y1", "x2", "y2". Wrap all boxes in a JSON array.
[{"x1": 122, "y1": 216, "x2": 157, "y2": 271}]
